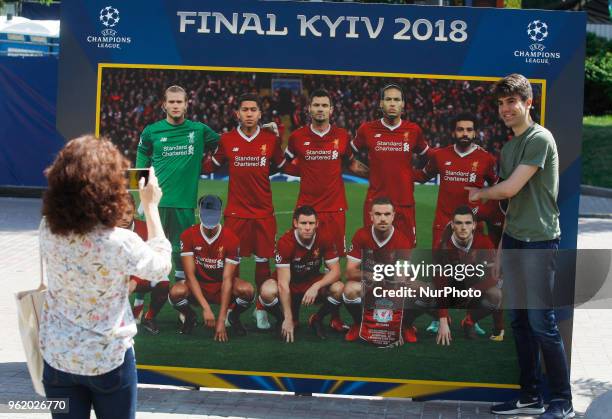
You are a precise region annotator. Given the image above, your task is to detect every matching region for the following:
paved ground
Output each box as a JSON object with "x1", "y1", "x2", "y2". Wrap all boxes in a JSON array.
[{"x1": 1, "y1": 196, "x2": 611, "y2": 418}]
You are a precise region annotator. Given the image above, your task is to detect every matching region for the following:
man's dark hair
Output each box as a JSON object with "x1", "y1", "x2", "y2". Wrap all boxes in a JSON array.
[
  {"x1": 309, "y1": 88, "x2": 332, "y2": 105},
  {"x1": 380, "y1": 83, "x2": 404, "y2": 101},
  {"x1": 371, "y1": 196, "x2": 394, "y2": 209},
  {"x1": 493, "y1": 73, "x2": 533, "y2": 102},
  {"x1": 164, "y1": 85, "x2": 187, "y2": 101},
  {"x1": 453, "y1": 205, "x2": 476, "y2": 222},
  {"x1": 293, "y1": 205, "x2": 317, "y2": 221},
  {"x1": 237, "y1": 93, "x2": 261, "y2": 110},
  {"x1": 452, "y1": 112, "x2": 477, "y2": 131}
]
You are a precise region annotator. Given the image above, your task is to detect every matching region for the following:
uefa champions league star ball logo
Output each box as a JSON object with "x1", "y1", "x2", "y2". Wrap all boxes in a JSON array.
[
  {"x1": 527, "y1": 20, "x2": 548, "y2": 43},
  {"x1": 87, "y1": 5, "x2": 131, "y2": 48},
  {"x1": 100, "y1": 6, "x2": 120, "y2": 29}
]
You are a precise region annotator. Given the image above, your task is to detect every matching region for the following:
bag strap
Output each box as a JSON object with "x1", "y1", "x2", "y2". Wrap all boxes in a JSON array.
[{"x1": 38, "y1": 218, "x2": 46, "y2": 290}]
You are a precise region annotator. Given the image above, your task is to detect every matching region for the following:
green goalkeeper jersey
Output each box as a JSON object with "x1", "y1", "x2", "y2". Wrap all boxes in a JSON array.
[{"x1": 136, "y1": 119, "x2": 219, "y2": 208}]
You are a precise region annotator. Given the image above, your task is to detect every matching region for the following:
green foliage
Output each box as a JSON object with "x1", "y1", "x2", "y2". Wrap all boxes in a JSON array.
[
  {"x1": 504, "y1": 0, "x2": 523, "y2": 9},
  {"x1": 584, "y1": 52, "x2": 612, "y2": 115},
  {"x1": 582, "y1": 115, "x2": 612, "y2": 188},
  {"x1": 585, "y1": 34, "x2": 612, "y2": 115},
  {"x1": 586, "y1": 32, "x2": 612, "y2": 58}
]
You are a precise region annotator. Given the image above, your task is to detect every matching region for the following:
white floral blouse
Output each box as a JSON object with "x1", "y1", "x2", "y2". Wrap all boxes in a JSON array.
[{"x1": 39, "y1": 221, "x2": 171, "y2": 376}]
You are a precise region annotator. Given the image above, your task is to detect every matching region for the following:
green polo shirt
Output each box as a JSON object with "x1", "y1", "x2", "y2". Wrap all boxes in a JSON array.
[{"x1": 499, "y1": 123, "x2": 560, "y2": 242}]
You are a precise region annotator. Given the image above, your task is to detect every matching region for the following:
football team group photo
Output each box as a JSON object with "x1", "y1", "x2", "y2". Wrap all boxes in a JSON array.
[{"x1": 97, "y1": 67, "x2": 544, "y2": 383}]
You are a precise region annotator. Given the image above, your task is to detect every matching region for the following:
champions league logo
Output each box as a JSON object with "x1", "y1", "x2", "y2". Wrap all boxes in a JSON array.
[
  {"x1": 513, "y1": 20, "x2": 560, "y2": 65},
  {"x1": 100, "y1": 6, "x2": 120, "y2": 34},
  {"x1": 86, "y1": 6, "x2": 132, "y2": 49},
  {"x1": 527, "y1": 20, "x2": 548, "y2": 44}
]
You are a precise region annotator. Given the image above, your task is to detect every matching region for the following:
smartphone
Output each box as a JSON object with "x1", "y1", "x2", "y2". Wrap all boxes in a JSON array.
[{"x1": 126, "y1": 168, "x2": 150, "y2": 191}]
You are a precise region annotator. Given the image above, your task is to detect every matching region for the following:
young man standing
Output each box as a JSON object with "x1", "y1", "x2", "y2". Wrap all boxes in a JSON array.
[
  {"x1": 202, "y1": 94, "x2": 286, "y2": 331},
  {"x1": 467, "y1": 74, "x2": 572, "y2": 419},
  {"x1": 351, "y1": 84, "x2": 430, "y2": 248}
]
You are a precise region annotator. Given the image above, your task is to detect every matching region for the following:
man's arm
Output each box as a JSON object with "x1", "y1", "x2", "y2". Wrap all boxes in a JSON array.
[
  {"x1": 214, "y1": 262, "x2": 236, "y2": 342},
  {"x1": 182, "y1": 255, "x2": 215, "y2": 328},
  {"x1": 202, "y1": 141, "x2": 227, "y2": 174},
  {"x1": 347, "y1": 159, "x2": 369, "y2": 178},
  {"x1": 135, "y1": 127, "x2": 152, "y2": 168},
  {"x1": 467, "y1": 164, "x2": 538, "y2": 201},
  {"x1": 202, "y1": 124, "x2": 220, "y2": 153},
  {"x1": 302, "y1": 261, "x2": 341, "y2": 306},
  {"x1": 277, "y1": 266, "x2": 294, "y2": 343},
  {"x1": 346, "y1": 258, "x2": 363, "y2": 282}
]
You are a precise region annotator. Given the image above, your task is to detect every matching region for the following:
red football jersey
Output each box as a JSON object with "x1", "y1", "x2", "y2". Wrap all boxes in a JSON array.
[
  {"x1": 130, "y1": 219, "x2": 149, "y2": 283},
  {"x1": 434, "y1": 231, "x2": 497, "y2": 318},
  {"x1": 417, "y1": 145, "x2": 497, "y2": 228},
  {"x1": 132, "y1": 219, "x2": 147, "y2": 241},
  {"x1": 352, "y1": 119, "x2": 429, "y2": 206},
  {"x1": 286, "y1": 125, "x2": 352, "y2": 212},
  {"x1": 209, "y1": 126, "x2": 285, "y2": 218},
  {"x1": 275, "y1": 229, "x2": 339, "y2": 284},
  {"x1": 179, "y1": 225, "x2": 240, "y2": 283},
  {"x1": 347, "y1": 226, "x2": 413, "y2": 273}
]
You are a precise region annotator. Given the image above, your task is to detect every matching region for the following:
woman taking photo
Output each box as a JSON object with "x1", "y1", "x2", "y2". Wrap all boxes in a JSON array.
[{"x1": 39, "y1": 135, "x2": 172, "y2": 419}]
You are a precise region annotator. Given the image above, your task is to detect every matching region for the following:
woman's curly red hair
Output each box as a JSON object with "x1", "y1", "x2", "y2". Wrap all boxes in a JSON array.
[{"x1": 42, "y1": 135, "x2": 133, "y2": 235}]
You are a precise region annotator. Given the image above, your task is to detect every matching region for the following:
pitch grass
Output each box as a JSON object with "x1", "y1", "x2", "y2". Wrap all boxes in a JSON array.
[
  {"x1": 134, "y1": 181, "x2": 517, "y2": 384},
  {"x1": 582, "y1": 115, "x2": 612, "y2": 188}
]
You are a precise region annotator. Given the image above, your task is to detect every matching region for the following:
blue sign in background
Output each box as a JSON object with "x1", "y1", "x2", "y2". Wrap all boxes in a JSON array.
[{"x1": 57, "y1": 0, "x2": 586, "y2": 400}]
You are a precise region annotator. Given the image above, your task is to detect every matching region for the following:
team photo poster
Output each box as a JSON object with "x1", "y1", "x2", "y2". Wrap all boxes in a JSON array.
[{"x1": 57, "y1": 0, "x2": 586, "y2": 401}]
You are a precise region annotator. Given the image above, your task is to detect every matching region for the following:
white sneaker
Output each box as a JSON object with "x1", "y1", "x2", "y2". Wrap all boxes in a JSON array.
[
  {"x1": 253, "y1": 309, "x2": 271, "y2": 330},
  {"x1": 225, "y1": 309, "x2": 233, "y2": 327}
]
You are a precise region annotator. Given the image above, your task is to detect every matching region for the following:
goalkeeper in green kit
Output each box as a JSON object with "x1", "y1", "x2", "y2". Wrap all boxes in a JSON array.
[{"x1": 133, "y1": 85, "x2": 219, "y2": 330}]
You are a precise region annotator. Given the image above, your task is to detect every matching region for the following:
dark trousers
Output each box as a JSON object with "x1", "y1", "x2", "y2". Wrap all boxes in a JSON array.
[
  {"x1": 43, "y1": 347, "x2": 137, "y2": 419},
  {"x1": 502, "y1": 233, "x2": 571, "y2": 401}
]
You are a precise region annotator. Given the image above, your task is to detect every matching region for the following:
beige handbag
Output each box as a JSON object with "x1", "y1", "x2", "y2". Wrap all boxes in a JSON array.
[{"x1": 14, "y1": 220, "x2": 47, "y2": 396}]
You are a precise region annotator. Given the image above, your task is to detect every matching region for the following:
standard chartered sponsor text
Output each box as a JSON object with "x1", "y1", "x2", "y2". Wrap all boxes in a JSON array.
[
  {"x1": 162, "y1": 144, "x2": 194, "y2": 157},
  {"x1": 375, "y1": 141, "x2": 404, "y2": 152}
]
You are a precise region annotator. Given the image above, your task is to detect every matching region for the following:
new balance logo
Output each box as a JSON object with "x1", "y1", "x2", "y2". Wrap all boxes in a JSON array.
[
  {"x1": 374, "y1": 134, "x2": 382, "y2": 138},
  {"x1": 232, "y1": 147, "x2": 239, "y2": 152},
  {"x1": 160, "y1": 137, "x2": 168, "y2": 142},
  {"x1": 195, "y1": 246, "x2": 202, "y2": 251},
  {"x1": 304, "y1": 142, "x2": 310, "y2": 146},
  {"x1": 445, "y1": 161, "x2": 452, "y2": 165}
]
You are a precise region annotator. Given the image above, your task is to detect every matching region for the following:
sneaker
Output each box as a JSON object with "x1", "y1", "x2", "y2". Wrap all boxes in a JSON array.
[
  {"x1": 224, "y1": 308, "x2": 233, "y2": 327},
  {"x1": 345, "y1": 324, "x2": 360, "y2": 342},
  {"x1": 490, "y1": 329, "x2": 505, "y2": 342},
  {"x1": 491, "y1": 395, "x2": 545, "y2": 415},
  {"x1": 309, "y1": 314, "x2": 327, "y2": 339},
  {"x1": 461, "y1": 317, "x2": 477, "y2": 340},
  {"x1": 178, "y1": 311, "x2": 196, "y2": 335},
  {"x1": 253, "y1": 309, "x2": 271, "y2": 330},
  {"x1": 474, "y1": 322, "x2": 486, "y2": 336},
  {"x1": 539, "y1": 399, "x2": 574, "y2": 419},
  {"x1": 329, "y1": 317, "x2": 349, "y2": 332},
  {"x1": 426, "y1": 320, "x2": 439, "y2": 334},
  {"x1": 142, "y1": 318, "x2": 160, "y2": 335},
  {"x1": 132, "y1": 303, "x2": 145, "y2": 325},
  {"x1": 228, "y1": 310, "x2": 247, "y2": 337},
  {"x1": 403, "y1": 326, "x2": 418, "y2": 343}
]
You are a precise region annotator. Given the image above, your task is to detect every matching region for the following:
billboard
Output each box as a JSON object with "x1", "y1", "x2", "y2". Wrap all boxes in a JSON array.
[{"x1": 57, "y1": 0, "x2": 586, "y2": 401}]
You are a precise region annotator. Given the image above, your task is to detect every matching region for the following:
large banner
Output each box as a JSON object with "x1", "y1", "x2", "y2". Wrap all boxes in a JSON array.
[{"x1": 57, "y1": 0, "x2": 586, "y2": 401}]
